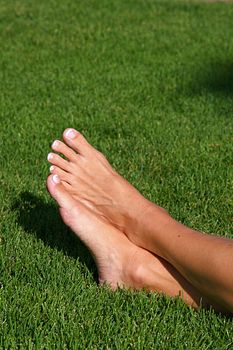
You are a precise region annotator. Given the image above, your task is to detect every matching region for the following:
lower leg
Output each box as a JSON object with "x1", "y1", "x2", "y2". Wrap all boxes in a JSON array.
[{"x1": 134, "y1": 206, "x2": 233, "y2": 313}]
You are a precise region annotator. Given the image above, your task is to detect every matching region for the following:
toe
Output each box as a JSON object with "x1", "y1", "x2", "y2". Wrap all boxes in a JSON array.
[
  {"x1": 63, "y1": 128, "x2": 93, "y2": 156},
  {"x1": 51, "y1": 140, "x2": 79, "y2": 162},
  {"x1": 50, "y1": 165, "x2": 74, "y2": 185},
  {"x1": 47, "y1": 152, "x2": 72, "y2": 172},
  {"x1": 46, "y1": 174, "x2": 77, "y2": 210}
]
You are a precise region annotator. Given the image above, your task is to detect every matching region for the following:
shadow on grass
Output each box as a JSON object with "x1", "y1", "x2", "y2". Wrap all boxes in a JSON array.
[
  {"x1": 12, "y1": 191, "x2": 97, "y2": 279},
  {"x1": 192, "y1": 61, "x2": 233, "y2": 96}
]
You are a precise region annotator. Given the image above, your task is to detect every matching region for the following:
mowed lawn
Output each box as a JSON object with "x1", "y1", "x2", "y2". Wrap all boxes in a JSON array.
[{"x1": 0, "y1": 0, "x2": 233, "y2": 348}]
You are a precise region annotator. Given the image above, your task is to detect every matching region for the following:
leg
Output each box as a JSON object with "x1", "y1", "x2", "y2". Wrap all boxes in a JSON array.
[
  {"x1": 130, "y1": 209, "x2": 233, "y2": 313},
  {"x1": 47, "y1": 129, "x2": 233, "y2": 313},
  {"x1": 46, "y1": 174, "x2": 210, "y2": 309}
]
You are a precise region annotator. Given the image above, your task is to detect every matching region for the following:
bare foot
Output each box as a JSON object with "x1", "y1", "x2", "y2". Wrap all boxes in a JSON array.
[
  {"x1": 47, "y1": 128, "x2": 166, "y2": 248},
  {"x1": 46, "y1": 174, "x2": 205, "y2": 308},
  {"x1": 46, "y1": 173, "x2": 151, "y2": 288}
]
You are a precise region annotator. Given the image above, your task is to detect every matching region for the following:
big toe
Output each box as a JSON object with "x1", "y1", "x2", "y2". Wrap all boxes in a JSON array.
[
  {"x1": 46, "y1": 174, "x2": 77, "y2": 211},
  {"x1": 63, "y1": 128, "x2": 94, "y2": 156}
]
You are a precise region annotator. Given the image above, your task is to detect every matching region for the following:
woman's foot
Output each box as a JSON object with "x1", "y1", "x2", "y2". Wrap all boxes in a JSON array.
[
  {"x1": 46, "y1": 174, "x2": 205, "y2": 308},
  {"x1": 47, "y1": 174, "x2": 141, "y2": 289},
  {"x1": 47, "y1": 128, "x2": 167, "y2": 249}
]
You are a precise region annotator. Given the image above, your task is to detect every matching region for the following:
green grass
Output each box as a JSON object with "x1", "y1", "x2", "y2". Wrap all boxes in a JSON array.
[{"x1": 1, "y1": 0, "x2": 233, "y2": 348}]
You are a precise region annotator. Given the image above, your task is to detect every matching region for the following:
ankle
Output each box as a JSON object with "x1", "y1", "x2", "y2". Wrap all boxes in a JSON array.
[
  {"x1": 132, "y1": 200, "x2": 172, "y2": 244},
  {"x1": 127, "y1": 256, "x2": 165, "y2": 291},
  {"x1": 135, "y1": 203, "x2": 196, "y2": 262},
  {"x1": 127, "y1": 261, "x2": 146, "y2": 289},
  {"x1": 136, "y1": 200, "x2": 170, "y2": 227}
]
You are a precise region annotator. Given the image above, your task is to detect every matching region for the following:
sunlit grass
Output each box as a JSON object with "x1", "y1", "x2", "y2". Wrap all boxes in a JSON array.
[{"x1": 1, "y1": 0, "x2": 233, "y2": 348}]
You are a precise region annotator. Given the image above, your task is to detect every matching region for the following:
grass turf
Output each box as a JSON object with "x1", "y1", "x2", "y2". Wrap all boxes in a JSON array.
[{"x1": 0, "y1": 0, "x2": 233, "y2": 348}]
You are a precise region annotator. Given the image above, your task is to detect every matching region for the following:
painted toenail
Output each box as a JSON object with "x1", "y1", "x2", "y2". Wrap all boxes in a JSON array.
[
  {"x1": 47, "y1": 153, "x2": 53, "y2": 161},
  {"x1": 50, "y1": 165, "x2": 55, "y2": 172},
  {"x1": 65, "y1": 128, "x2": 77, "y2": 139},
  {"x1": 52, "y1": 140, "x2": 59, "y2": 149},
  {"x1": 52, "y1": 174, "x2": 60, "y2": 184}
]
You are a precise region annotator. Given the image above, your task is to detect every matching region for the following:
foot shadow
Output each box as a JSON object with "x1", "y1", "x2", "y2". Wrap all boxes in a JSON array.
[
  {"x1": 192, "y1": 60, "x2": 233, "y2": 96},
  {"x1": 12, "y1": 191, "x2": 97, "y2": 279}
]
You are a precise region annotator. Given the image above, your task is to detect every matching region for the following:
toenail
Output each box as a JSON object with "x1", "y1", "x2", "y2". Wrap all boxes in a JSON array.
[
  {"x1": 52, "y1": 140, "x2": 60, "y2": 149},
  {"x1": 52, "y1": 174, "x2": 60, "y2": 184},
  {"x1": 50, "y1": 165, "x2": 55, "y2": 172},
  {"x1": 47, "y1": 153, "x2": 53, "y2": 161},
  {"x1": 65, "y1": 128, "x2": 77, "y2": 139}
]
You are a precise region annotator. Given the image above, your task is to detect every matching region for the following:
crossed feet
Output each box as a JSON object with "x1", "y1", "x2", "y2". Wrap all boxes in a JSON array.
[{"x1": 47, "y1": 128, "x2": 202, "y2": 308}]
